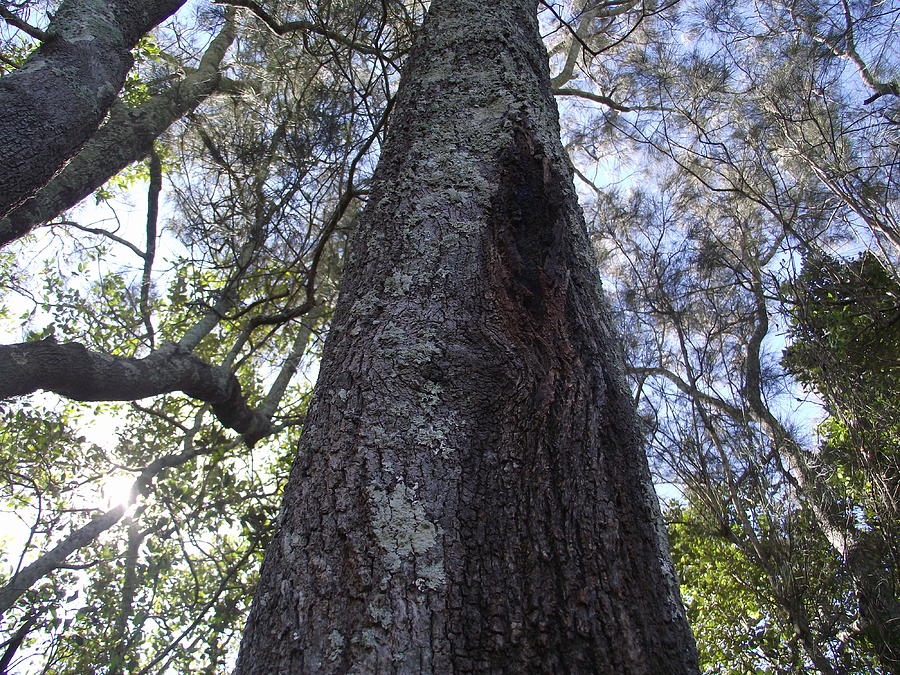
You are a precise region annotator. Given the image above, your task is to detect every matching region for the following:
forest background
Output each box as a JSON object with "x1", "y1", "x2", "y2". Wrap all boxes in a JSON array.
[{"x1": 0, "y1": 0, "x2": 897, "y2": 672}]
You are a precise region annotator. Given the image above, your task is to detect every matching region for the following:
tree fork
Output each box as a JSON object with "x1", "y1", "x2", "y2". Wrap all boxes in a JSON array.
[
  {"x1": 0, "y1": 0, "x2": 186, "y2": 217},
  {"x1": 235, "y1": 1, "x2": 698, "y2": 672},
  {"x1": 0, "y1": 8, "x2": 236, "y2": 247}
]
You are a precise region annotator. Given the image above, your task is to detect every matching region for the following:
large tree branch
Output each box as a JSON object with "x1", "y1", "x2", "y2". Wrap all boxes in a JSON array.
[
  {"x1": 109, "y1": 522, "x2": 143, "y2": 674},
  {"x1": 0, "y1": 0, "x2": 186, "y2": 218},
  {"x1": 0, "y1": 9, "x2": 236, "y2": 248},
  {"x1": 0, "y1": 340, "x2": 271, "y2": 445},
  {"x1": 0, "y1": 612, "x2": 36, "y2": 671},
  {"x1": 545, "y1": 0, "x2": 641, "y2": 88},
  {"x1": 259, "y1": 303, "x2": 325, "y2": 418},
  {"x1": 0, "y1": 303, "x2": 319, "y2": 615}
]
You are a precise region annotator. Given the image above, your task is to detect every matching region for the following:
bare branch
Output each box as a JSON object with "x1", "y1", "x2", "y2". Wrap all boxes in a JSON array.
[
  {"x1": 553, "y1": 86, "x2": 677, "y2": 113},
  {"x1": 213, "y1": 0, "x2": 384, "y2": 56},
  {"x1": 0, "y1": 5, "x2": 47, "y2": 40},
  {"x1": 0, "y1": 340, "x2": 272, "y2": 444}
]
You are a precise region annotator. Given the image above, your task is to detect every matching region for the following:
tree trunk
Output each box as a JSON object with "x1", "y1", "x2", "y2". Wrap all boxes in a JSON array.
[
  {"x1": 0, "y1": 9, "x2": 237, "y2": 248},
  {"x1": 0, "y1": 0, "x2": 185, "y2": 218},
  {"x1": 235, "y1": 1, "x2": 698, "y2": 672}
]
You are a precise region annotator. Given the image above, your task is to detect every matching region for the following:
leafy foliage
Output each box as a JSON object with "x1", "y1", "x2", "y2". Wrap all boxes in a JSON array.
[
  {"x1": 784, "y1": 254, "x2": 900, "y2": 476},
  {"x1": 668, "y1": 501, "x2": 801, "y2": 673},
  {"x1": 782, "y1": 253, "x2": 900, "y2": 657}
]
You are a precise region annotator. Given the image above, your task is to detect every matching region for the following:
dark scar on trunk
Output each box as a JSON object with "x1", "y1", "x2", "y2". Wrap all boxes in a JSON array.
[{"x1": 490, "y1": 121, "x2": 567, "y2": 323}]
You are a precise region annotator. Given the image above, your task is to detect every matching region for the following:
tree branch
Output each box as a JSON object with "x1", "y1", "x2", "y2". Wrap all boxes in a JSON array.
[
  {"x1": 553, "y1": 86, "x2": 678, "y2": 113},
  {"x1": 213, "y1": 0, "x2": 384, "y2": 56},
  {"x1": 0, "y1": 340, "x2": 271, "y2": 445},
  {"x1": 0, "y1": 5, "x2": 47, "y2": 40},
  {"x1": 0, "y1": 504, "x2": 127, "y2": 615},
  {"x1": 140, "y1": 150, "x2": 162, "y2": 347},
  {"x1": 626, "y1": 364, "x2": 749, "y2": 421},
  {"x1": 0, "y1": 0, "x2": 187, "y2": 218},
  {"x1": 0, "y1": 613, "x2": 36, "y2": 672},
  {"x1": 0, "y1": 8, "x2": 237, "y2": 247}
]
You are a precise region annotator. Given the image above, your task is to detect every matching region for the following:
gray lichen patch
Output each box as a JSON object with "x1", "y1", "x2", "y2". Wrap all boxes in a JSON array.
[
  {"x1": 413, "y1": 418, "x2": 454, "y2": 458},
  {"x1": 415, "y1": 561, "x2": 447, "y2": 591},
  {"x1": 375, "y1": 394, "x2": 455, "y2": 459},
  {"x1": 368, "y1": 598, "x2": 393, "y2": 628},
  {"x1": 376, "y1": 322, "x2": 444, "y2": 375},
  {"x1": 326, "y1": 630, "x2": 345, "y2": 662},
  {"x1": 367, "y1": 480, "x2": 440, "y2": 573},
  {"x1": 346, "y1": 290, "x2": 385, "y2": 336},
  {"x1": 384, "y1": 270, "x2": 415, "y2": 296}
]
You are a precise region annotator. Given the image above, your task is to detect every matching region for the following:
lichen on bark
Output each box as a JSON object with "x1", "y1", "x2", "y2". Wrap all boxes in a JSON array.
[
  {"x1": 367, "y1": 480, "x2": 443, "y2": 576},
  {"x1": 235, "y1": 1, "x2": 699, "y2": 671}
]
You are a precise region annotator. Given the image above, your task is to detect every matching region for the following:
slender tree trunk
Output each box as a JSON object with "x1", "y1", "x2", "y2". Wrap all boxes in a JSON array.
[
  {"x1": 0, "y1": 0, "x2": 185, "y2": 218},
  {"x1": 236, "y1": 1, "x2": 698, "y2": 672}
]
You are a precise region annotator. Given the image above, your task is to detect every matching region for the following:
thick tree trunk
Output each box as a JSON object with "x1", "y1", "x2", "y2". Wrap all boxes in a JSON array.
[
  {"x1": 235, "y1": 1, "x2": 698, "y2": 672},
  {"x1": 0, "y1": 0, "x2": 185, "y2": 218}
]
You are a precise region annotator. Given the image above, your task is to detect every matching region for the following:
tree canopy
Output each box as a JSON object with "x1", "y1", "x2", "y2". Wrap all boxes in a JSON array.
[{"x1": 0, "y1": 0, "x2": 897, "y2": 672}]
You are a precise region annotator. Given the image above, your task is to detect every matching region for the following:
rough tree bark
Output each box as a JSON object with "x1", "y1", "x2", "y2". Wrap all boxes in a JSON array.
[
  {"x1": 235, "y1": 1, "x2": 698, "y2": 672},
  {"x1": 0, "y1": 0, "x2": 186, "y2": 218},
  {"x1": 0, "y1": 8, "x2": 236, "y2": 248}
]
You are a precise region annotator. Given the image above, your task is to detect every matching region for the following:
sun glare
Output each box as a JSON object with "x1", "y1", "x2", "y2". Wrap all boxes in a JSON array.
[{"x1": 102, "y1": 473, "x2": 137, "y2": 509}]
